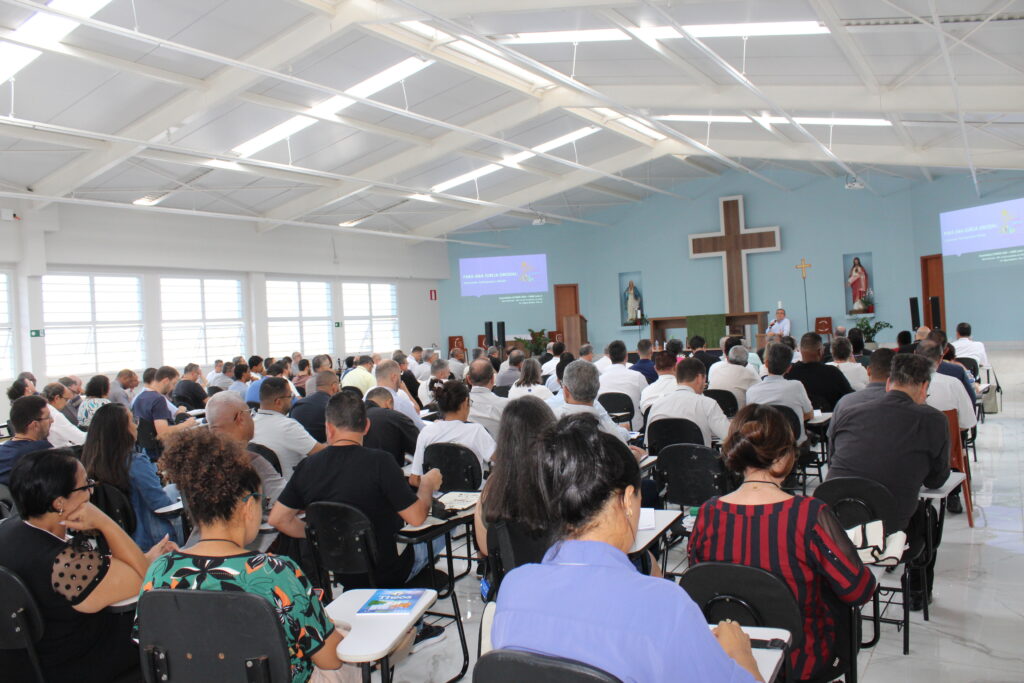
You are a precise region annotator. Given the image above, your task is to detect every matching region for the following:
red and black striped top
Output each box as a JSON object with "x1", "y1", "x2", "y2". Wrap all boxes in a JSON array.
[{"x1": 688, "y1": 496, "x2": 876, "y2": 681}]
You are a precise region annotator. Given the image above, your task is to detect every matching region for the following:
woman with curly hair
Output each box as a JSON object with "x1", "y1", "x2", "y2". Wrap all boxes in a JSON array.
[{"x1": 138, "y1": 429, "x2": 343, "y2": 682}]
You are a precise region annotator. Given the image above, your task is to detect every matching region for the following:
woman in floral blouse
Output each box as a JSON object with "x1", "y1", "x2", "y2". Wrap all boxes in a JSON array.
[{"x1": 136, "y1": 429, "x2": 343, "y2": 682}]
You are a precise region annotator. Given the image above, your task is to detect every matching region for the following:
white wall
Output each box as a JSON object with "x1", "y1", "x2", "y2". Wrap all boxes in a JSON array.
[{"x1": 0, "y1": 203, "x2": 448, "y2": 420}]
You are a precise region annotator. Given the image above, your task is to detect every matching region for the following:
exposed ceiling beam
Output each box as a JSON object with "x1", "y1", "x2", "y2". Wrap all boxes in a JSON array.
[
  {"x1": 595, "y1": 8, "x2": 717, "y2": 86},
  {"x1": 412, "y1": 145, "x2": 668, "y2": 238},
  {"x1": 281, "y1": 0, "x2": 339, "y2": 14},
  {"x1": 808, "y1": 0, "x2": 879, "y2": 91}
]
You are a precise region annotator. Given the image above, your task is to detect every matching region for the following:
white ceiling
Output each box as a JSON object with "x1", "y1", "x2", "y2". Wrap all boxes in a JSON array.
[{"x1": 0, "y1": 0, "x2": 1022, "y2": 242}]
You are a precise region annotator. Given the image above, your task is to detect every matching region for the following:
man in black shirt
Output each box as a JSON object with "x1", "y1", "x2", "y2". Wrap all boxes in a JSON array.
[
  {"x1": 688, "y1": 336, "x2": 718, "y2": 375},
  {"x1": 393, "y1": 351, "x2": 422, "y2": 409},
  {"x1": 172, "y1": 363, "x2": 208, "y2": 411},
  {"x1": 270, "y1": 392, "x2": 443, "y2": 588},
  {"x1": 364, "y1": 387, "x2": 420, "y2": 467},
  {"x1": 289, "y1": 371, "x2": 339, "y2": 442},
  {"x1": 785, "y1": 332, "x2": 854, "y2": 410}
]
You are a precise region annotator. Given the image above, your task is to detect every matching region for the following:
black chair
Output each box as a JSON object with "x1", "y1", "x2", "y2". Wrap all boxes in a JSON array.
[
  {"x1": 655, "y1": 444, "x2": 735, "y2": 509},
  {"x1": 492, "y1": 385, "x2": 511, "y2": 398},
  {"x1": 0, "y1": 565, "x2": 46, "y2": 683},
  {"x1": 484, "y1": 520, "x2": 551, "y2": 602},
  {"x1": 90, "y1": 482, "x2": 137, "y2": 536},
  {"x1": 206, "y1": 385, "x2": 224, "y2": 397},
  {"x1": 247, "y1": 442, "x2": 284, "y2": 476},
  {"x1": 646, "y1": 418, "x2": 703, "y2": 455},
  {"x1": 770, "y1": 404, "x2": 802, "y2": 444},
  {"x1": 137, "y1": 589, "x2": 291, "y2": 683},
  {"x1": 704, "y1": 389, "x2": 739, "y2": 418},
  {"x1": 767, "y1": 404, "x2": 821, "y2": 493},
  {"x1": 247, "y1": 401, "x2": 261, "y2": 411},
  {"x1": 958, "y1": 356, "x2": 980, "y2": 379},
  {"x1": 424, "y1": 442, "x2": 483, "y2": 492},
  {"x1": 597, "y1": 392, "x2": 634, "y2": 425},
  {"x1": 474, "y1": 649, "x2": 621, "y2": 683}
]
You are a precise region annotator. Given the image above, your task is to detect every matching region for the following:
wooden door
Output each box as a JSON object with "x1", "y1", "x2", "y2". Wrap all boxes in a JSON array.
[
  {"x1": 920, "y1": 254, "x2": 946, "y2": 330},
  {"x1": 554, "y1": 284, "x2": 579, "y2": 330}
]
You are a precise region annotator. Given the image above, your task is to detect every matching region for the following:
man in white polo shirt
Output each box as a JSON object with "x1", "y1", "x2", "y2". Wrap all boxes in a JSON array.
[
  {"x1": 597, "y1": 340, "x2": 648, "y2": 417},
  {"x1": 951, "y1": 322, "x2": 989, "y2": 367},
  {"x1": 252, "y1": 377, "x2": 325, "y2": 478},
  {"x1": 639, "y1": 351, "x2": 679, "y2": 415}
]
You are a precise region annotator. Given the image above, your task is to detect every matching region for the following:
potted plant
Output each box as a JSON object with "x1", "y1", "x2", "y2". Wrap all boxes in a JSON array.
[
  {"x1": 854, "y1": 317, "x2": 892, "y2": 349},
  {"x1": 513, "y1": 328, "x2": 548, "y2": 357}
]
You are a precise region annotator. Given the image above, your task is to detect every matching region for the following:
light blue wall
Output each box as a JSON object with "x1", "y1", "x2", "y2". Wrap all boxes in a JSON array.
[{"x1": 440, "y1": 169, "x2": 1024, "y2": 347}]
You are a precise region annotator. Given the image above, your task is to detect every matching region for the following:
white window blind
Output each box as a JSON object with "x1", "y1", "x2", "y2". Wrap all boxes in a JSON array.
[
  {"x1": 266, "y1": 280, "x2": 333, "y2": 357},
  {"x1": 161, "y1": 277, "x2": 245, "y2": 365},
  {"x1": 42, "y1": 274, "x2": 145, "y2": 376},
  {"x1": 341, "y1": 282, "x2": 399, "y2": 354},
  {"x1": 0, "y1": 273, "x2": 13, "y2": 380}
]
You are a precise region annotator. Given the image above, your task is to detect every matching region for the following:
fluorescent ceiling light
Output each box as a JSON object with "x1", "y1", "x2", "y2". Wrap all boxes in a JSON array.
[
  {"x1": 492, "y1": 21, "x2": 828, "y2": 45},
  {"x1": 401, "y1": 21, "x2": 552, "y2": 89},
  {"x1": 132, "y1": 194, "x2": 166, "y2": 207},
  {"x1": 531, "y1": 126, "x2": 601, "y2": 154},
  {"x1": 203, "y1": 159, "x2": 246, "y2": 171},
  {"x1": 683, "y1": 21, "x2": 828, "y2": 38},
  {"x1": 502, "y1": 29, "x2": 630, "y2": 44},
  {"x1": 0, "y1": 0, "x2": 113, "y2": 83},
  {"x1": 408, "y1": 193, "x2": 435, "y2": 202},
  {"x1": 656, "y1": 114, "x2": 751, "y2": 124},
  {"x1": 655, "y1": 114, "x2": 891, "y2": 127},
  {"x1": 231, "y1": 57, "x2": 433, "y2": 158},
  {"x1": 592, "y1": 108, "x2": 666, "y2": 141},
  {"x1": 339, "y1": 218, "x2": 367, "y2": 227},
  {"x1": 432, "y1": 164, "x2": 503, "y2": 194}
]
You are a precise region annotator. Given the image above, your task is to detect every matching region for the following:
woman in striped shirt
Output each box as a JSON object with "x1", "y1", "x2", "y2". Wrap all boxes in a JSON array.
[{"x1": 688, "y1": 404, "x2": 876, "y2": 681}]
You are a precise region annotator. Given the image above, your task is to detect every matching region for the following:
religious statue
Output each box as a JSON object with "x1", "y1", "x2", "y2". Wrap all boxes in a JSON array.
[
  {"x1": 846, "y1": 255, "x2": 873, "y2": 314},
  {"x1": 623, "y1": 279, "x2": 643, "y2": 325}
]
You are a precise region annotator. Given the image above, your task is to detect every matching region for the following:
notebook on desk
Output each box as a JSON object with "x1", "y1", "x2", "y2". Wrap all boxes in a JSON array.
[{"x1": 438, "y1": 491, "x2": 480, "y2": 511}]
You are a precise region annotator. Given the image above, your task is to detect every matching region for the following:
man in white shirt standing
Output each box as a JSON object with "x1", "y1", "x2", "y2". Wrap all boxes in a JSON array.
[
  {"x1": 639, "y1": 351, "x2": 679, "y2": 415},
  {"x1": 541, "y1": 341, "x2": 565, "y2": 377},
  {"x1": 708, "y1": 345, "x2": 759, "y2": 408},
  {"x1": 466, "y1": 359, "x2": 508, "y2": 438},
  {"x1": 647, "y1": 358, "x2": 731, "y2": 448},
  {"x1": 252, "y1": 377, "x2": 325, "y2": 478},
  {"x1": 952, "y1": 322, "x2": 989, "y2": 367},
  {"x1": 597, "y1": 340, "x2": 649, "y2": 417},
  {"x1": 766, "y1": 308, "x2": 791, "y2": 341},
  {"x1": 41, "y1": 383, "x2": 86, "y2": 448},
  {"x1": 374, "y1": 360, "x2": 424, "y2": 430},
  {"x1": 917, "y1": 341, "x2": 977, "y2": 430}
]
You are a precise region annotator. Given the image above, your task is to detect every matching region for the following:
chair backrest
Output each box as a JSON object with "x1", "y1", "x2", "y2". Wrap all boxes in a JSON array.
[
  {"x1": 0, "y1": 484, "x2": 16, "y2": 520},
  {"x1": 704, "y1": 389, "x2": 739, "y2": 418},
  {"x1": 958, "y1": 357, "x2": 980, "y2": 379},
  {"x1": 768, "y1": 404, "x2": 801, "y2": 443},
  {"x1": 136, "y1": 419, "x2": 162, "y2": 454},
  {"x1": 247, "y1": 401, "x2": 261, "y2": 411},
  {"x1": 646, "y1": 418, "x2": 704, "y2": 454},
  {"x1": 137, "y1": 589, "x2": 291, "y2": 683},
  {"x1": 473, "y1": 649, "x2": 622, "y2": 683},
  {"x1": 90, "y1": 482, "x2": 137, "y2": 535},
  {"x1": 305, "y1": 501, "x2": 380, "y2": 587},
  {"x1": 596, "y1": 392, "x2": 634, "y2": 422},
  {"x1": 247, "y1": 443, "x2": 283, "y2": 476},
  {"x1": 424, "y1": 442, "x2": 483, "y2": 492},
  {"x1": 679, "y1": 562, "x2": 803, "y2": 651},
  {"x1": 655, "y1": 444, "x2": 734, "y2": 508},
  {"x1": 807, "y1": 393, "x2": 834, "y2": 412},
  {"x1": 0, "y1": 565, "x2": 47, "y2": 683},
  {"x1": 813, "y1": 476, "x2": 900, "y2": 534},
  {"x1": 478, "y1": 601, "x2": 497, "y2": 656},
  {"x1": 492, "y1": 385, "x2": 511, "y2": 398},
  {"x1": 485, "y1": 520, "x2": 551, "y2": 601}
]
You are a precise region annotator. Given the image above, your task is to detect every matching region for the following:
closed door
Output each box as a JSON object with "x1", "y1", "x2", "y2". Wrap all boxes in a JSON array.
[
  {"x1": 920, "y1": 254, "x2": 946, "y2": 330},
  {"x1": 554, "y1": 284, "x2": 579, "y2": 330}
]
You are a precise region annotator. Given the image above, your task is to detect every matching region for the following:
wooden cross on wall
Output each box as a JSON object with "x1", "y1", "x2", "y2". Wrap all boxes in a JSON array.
[{"x1": 689, "y1": 195, "x2": 781, "y2": 314}]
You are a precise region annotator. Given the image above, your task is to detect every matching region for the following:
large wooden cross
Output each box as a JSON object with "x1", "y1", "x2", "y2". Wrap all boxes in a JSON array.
[{"x1": 689, "y1": 195, "x2": 781, "y2": 314}]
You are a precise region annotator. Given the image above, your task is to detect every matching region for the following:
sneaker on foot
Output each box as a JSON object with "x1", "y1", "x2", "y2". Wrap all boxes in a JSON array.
[{"x1": 410, "y1": 623, "x2": 447, "y2": 653}]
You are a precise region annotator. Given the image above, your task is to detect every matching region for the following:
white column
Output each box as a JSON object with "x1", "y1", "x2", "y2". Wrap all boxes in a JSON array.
[
  {"x1": 15, "y1": 214, "x2": 47, "y2": 379},
  {"x1": 142, "y1": 272, "x2": 163, "y2": 368},
  {"x1": 331, "y1": 279, "x2": 345, "y2": 361},
  {"x1": 248, "y1": 272, "x2": 268, "y2": 355}
]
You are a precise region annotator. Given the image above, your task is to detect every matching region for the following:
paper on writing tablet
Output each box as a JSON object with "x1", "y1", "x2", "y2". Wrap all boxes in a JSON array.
[{"x1": 638, "y1": 508, "x2": 656, "y2": 530}]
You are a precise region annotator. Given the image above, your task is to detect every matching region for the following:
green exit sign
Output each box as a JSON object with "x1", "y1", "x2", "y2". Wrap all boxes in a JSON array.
[
  {"x1": 30, "y1": 329, "x2": 45, "y2": 338},
  {"x1": 334, "y1": 322, "x2": 341, "y2": 328}
]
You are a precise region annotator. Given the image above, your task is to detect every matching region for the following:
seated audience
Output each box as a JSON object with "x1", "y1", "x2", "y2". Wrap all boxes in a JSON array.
[
  {"x1": 597, "y1": 340, "x2": 649, "y2": 416},
  {"x1": 541, "y1": 341, "x2": 565, "y2": 377},
  {"x1": 495, "y1": 349, "x2": 525, "y2": 387},
  {"x1": 928, "y1": 329, "x2": 977, "y2": 404},
  {"x1": 41, "y1": 382, "x2": 86, "y2": 448},
  {"x1": 630, "y1": 338, "x2": 658, "y2": 384},
  {"x1": 785, "y1": 333, "x2": 854, "y2": 411},
  {"x1": 341, "y1": 354, "x2": 376, "y2": 396},
  {"x1": 407, "y1": 345, "x2": 424, "y2": 375},
  {"x1": 253, "y1": 377, "x2": 325, "y2": 478},
  {"x1": 291, "y1": 358, "x2": 312, "y2": 394},
  {"x1": 577, "y1": 343, "x2": 595, "y2": 363},
  {"x1": 413, "y1": 349, "x2": 433, "y2": 382},
  {"x1": 747, "y1": 343, "x2": 813, "y2": 445},
  {"x1": 952, "y1": 321, "x2": 988, "y2": 366},
  {"x1": 205, "y1": 359, "x2": 223, "y2": 385},
  {"x1": 486, "y1": 346, "x2": 501, "y2": 373},
  {"x1": 537, "y1": 342, "x2": 554, "y2": 367},
  {"x1": 245, "y1": 361, "x2": 288, "y2": 404},
  {"x1": 77, "y1": 374, "x2": 112, "y2": 428},
  {"x1": 0, "y1": 395, "x2": 53, "y2": 485},
  {"x1": 832, "y1": 348, "x2": 894, "y2": 422},
  {"x1": 365, "y1": 387, "x2": 420, "y2": 467},
  {"x1": 83, "y1": 403, "x2": 177, "y2": 548},
  {"x1": 544, "y1": 351, "x2": 574, "y2": 395},
  {"x1": 688, "y1": 335, "x2": 718, "y2": 374},
  {"x1": 708, "y1": 345, "x2": 759, "y2": 408},
  {"x1": 393, "y1": 351, "x2": 422, "y2": 408},
  {"x1": 466, "y1": 359, "x2": 509, "y2": 437},
  {"x1": 375, "y1": 360, "x2": 425, "y2": 429},
  {"x1": 688, "y1": 404, "x2": 876, "y2": 682},
  {"x1": 58, "y1": 375, "x2": 83, "y2": 425},
  {"x1": 107, "y1": 369, "x2": 139, "y2": 409},
  {"x1": 896, "y1": 329, "x2": 914, "y2": 353},
  {"x1": 638, "y1": 351, "x2": 678, "y2": 414},
  {"x1": 172, "y1": 363, "x2": 208, "y2": 411},
  {"x1": 508, "y1": 357, "x2": 554, "y2": 401},
  {"x1": 647, "y1": 358, "x2": 730, "y2": 448},
  {"x1": 664, "y1": 338, "x2": 684, "y2": 361},
  {"x1": 593, "y1": 345, "x2": 613, "y2": 373},
  {"x1": 289, "y1": 370, "x2": 340, "y2": 442},
  {"x1": 411, "y1": 380, "x2": 495, "y2": 484},
  {"x1": 448, "y1": 347, "x2": 466, "y2": 379},
  {"x1": 418, "y1": 356, "x2": 450, "y2": 408},
  {"x1": 553, "y1": 360, "x2": 630, "y2": 444},
  {"x1": 491, "y1": 414, "x2": 762, "y2": 683},
  {"x1": 827, "y1": 337, "x2": 869, "y2": 391},
  {"x1": 846, "y1": 327, "x2": 872, "y2": 366},
  {"x1": 707, "y1": 336, "x2": 756, "y2": 384},
  {"x1": 248, "y1": 355, "x2": 265, "y2": 379},
  {"x1": 0, "y1": 449, "x2": 172, "y2": 682},
  {"x1": 132, "y1": 366, "x2": 196, "y2": 458},
  {"x1": 229, "y1": 361, "x2": 251, "y2": 396},
  {"x1": 150, "y1": 430, "x2": 343, "y2": 680},
  {"x1": 917, "y1": 341, "x2": 977, "y2": 431},
  {"x1": 5, "y1": 376, "x2": 35, "y2": 402}
]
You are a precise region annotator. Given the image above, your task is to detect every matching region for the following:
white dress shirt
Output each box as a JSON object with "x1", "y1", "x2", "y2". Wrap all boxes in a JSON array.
[
  {"x1": 385, "y1": 386, "x2": 424, "y2": 430},
  {"x1": 707, "y1": 362, "x2": 759, "y2": 408},
  {"x1": 646, "y1": 386, "x2": 731, "y2": 448},
  {"x1": 827, "y1": 361, "x2": 869, "y2": 392},
  {"x1": 468, "y1": 385, "x2": 508, "y2": 438},
  {"x1": 507, "y1": 383, "x2": 554, "y2": 401},
  {"x1": 927, "y1": 370, "x2": 977, "y2": 430},
  {"x1": 598, "y1": 364, "x2": 649, "y2": 415},
  {"x1": 448, "y1": 358, "x2": 466, "y2": 379},
  {"x1": 766, "y1": 317, "x2": 791, "y2": 337},
  {"x1": 411, "y1": 419, "x2": 495, "y2": 481},
  {"x1": 545, "y1": 374, "x2": 561, "y2": 394},
  {"x1": 951, "y1": 338, "x2": 988, "y2": 367},
  {"x1": 541, "y1": 356, "x2": 560, "y2": 376},
  {"x1": 553, "y1": 402, "x2": 629, "y2": 443},
  {"x1": 252, "y1": 410, "x2": 319, "y2": 478},
  {"x1": 594, "y1": 356, "x2": 613, "y2": 373},
  {"x1": 46, "y1": 404, "x2": 86, "y2": 448},
  {"x1": 746, "y1": 375, "x2": 813, "y2": 443},
  {"x1": 414, "y1": 361, "x2": 432, "y2": 382},
  {"x1": 639, "y1": 374, "x2": 677, "y2": 415}
]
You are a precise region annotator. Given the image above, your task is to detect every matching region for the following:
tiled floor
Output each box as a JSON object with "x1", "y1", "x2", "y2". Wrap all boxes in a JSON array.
[{"x1": 389, "y1": 350, "x2": 1024, "y2": 682}]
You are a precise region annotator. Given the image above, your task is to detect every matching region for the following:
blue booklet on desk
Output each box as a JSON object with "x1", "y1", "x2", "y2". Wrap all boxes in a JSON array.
[{"x1": 357, "y1": 589, "x2": 426, "y2": 614}]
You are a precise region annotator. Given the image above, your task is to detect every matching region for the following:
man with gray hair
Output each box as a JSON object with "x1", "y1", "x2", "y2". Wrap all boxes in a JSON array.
[
  {"x1": 289, "y1": 370, "x2": 340, "y2": 442},
  {"x1": 58, "y1": 375, "x2": 83, "y2": 425},
  {"x1": 486, "y1": 346, "x2": 501, "y2": 372},
  {"x1": 708, "y1": 345, "x2": 759, "y2": 409},
  {"x1": 746, "y1": 343, "x2": 814, "y2": 444},
  {"x1": 578, "y1": 344, "x2": 595, "y2": 362},
  {"x1": 554, "y1": 360, "x2": 630, "y2": 445},
  {"x1": 916, "y1": 341, "x2": 976, "y2": 431},
  {"x1": 496, "y1": 349, "x2": 525, "y2": 387},
  {"x1": 108, "y1": 368, "x2": 140, "y2": 409},
  {"x1": 418, "y1": 356, "x2": 450, "y2": 407},
  {"x1": 466, "y1": 359, "x2": 507, "y2": 438},
  {"x1": 414, "y1": 348, "x2": 435, "y2": 382},
  {"x1": 448, "y1": 347, "x2": 466, "y2": 380},
  {"x1": 375, "y1": 360, "x2": 424, "y2": 429}
]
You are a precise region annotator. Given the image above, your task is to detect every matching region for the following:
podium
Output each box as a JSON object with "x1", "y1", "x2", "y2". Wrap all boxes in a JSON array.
[{"x1": 562, "y1": 314, "x2": 588, "y2": 354}]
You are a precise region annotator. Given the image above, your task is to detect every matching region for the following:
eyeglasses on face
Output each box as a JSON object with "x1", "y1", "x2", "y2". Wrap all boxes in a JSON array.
[
  {"x1": 69, "y1": 479, "x2": 97, "y2": 494},
  {"x1": 241, "y1": 491, "x2": 263, "y2": 503}
]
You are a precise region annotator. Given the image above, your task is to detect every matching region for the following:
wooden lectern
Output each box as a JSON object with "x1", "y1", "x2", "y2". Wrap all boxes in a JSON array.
[{"x1": 562, "y1": 314, "x2": 588, "y2": 354}]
